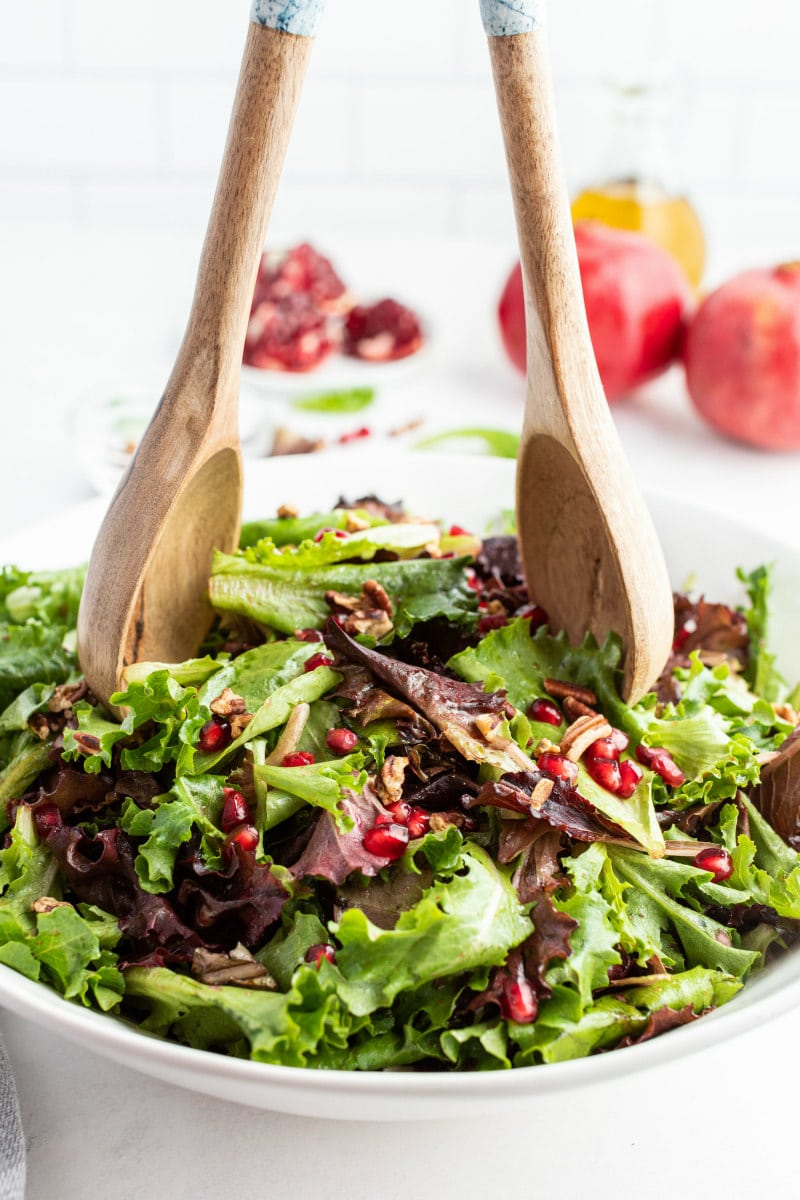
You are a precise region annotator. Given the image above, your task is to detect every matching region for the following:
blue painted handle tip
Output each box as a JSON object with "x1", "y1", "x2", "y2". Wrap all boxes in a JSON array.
[
  {"x1": 251, "y1": 0, "x2": 325, "y2": 37},
  {"x1": 480, "y1": 0, "x2": 546, "y2": 36}
]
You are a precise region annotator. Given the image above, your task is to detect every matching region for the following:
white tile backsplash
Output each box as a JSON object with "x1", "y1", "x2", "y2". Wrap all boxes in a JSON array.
[{"x1": 0, "y1": 0, "x2": 797, "y2": 257}]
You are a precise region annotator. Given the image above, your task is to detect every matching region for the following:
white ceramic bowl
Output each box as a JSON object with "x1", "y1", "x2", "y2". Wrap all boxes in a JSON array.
[{"x1": 1, "y1": 450, "x2": 800, "y2": 1120}]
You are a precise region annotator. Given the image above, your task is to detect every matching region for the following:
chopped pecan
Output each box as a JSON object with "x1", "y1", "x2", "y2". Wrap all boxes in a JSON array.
[
  {"x1": 362, "y1": 579, "x2": 392, "y2": 616},
  {"x1": 562, "y1": 695, "x2": 597, "y2": 721},
  {"x1": 429, "y1": 811, "x2": 466, "y2": 833},
  {"x1": 560, "y1": 713, "x2": 612, "y2": 762},
  {"x1": 210, "y1": 687, "x2": 247, "y2": 717},
  {"x1": 28, "y1": 713, "x2": 52, "y2": 742},
  {"x1": 326, "y1": 580, "x2": 394, "y2": 640},
  {"x1": 774, "y1": 703, "x2": 800, "y2": 727},
  {"x1": 31, "y1": 896, "x2": 72, "y2": 915},
  {"x1": 276, "y1": 503, "x2": 299, "y2": 519},
  {"x1": 475, "y1": 713, "x2": 536, "y2": 773},
  {"x1": 544, "y1": 678, "x2": 598, "y2": 707},
  {"x1": 325, "y1": 589, "x2": 362, "y2": 613},
  {"x1": 529, "y1": 778, "x2": 555, "y2": 811},
  {"x1": 48, "y1": 681, "x2": 89, "y2": 713},
  {"x1": 344, "y1": 511, "x2": 370, "y2": 533},
  {"x1": 191, "y1": 944, "x2": 276, "y2": 989},
  {"x1": 342, "y1": 610, "x2": 393, "y2": 639},
  {"x1": 229, "y1": 712, "x2": 254, "y2": 740},
  {"x1": 71, "y1": 731, "x2": 102, "y2": 756},
  {"x1": 374, "y1": 755, "x2": 409, "y2": 805}
]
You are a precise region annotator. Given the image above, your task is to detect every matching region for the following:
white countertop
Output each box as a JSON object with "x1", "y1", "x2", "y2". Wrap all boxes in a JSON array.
[{"x1": 2, "y1": 224, "x2": 800, "y2": 1199}]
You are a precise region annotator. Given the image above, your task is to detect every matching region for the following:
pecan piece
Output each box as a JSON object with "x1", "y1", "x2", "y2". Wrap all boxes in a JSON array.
[
  {"x1": 544, "y1": 678, "x2": 598, "y2": 707},
  {"x1": 229, "y1": 712, "x2": 254, "y2": 739},
  {"x1": 210, "y1": 687, "x2": 247, "y2": 717},
  {"x1": 562, "y1": 695, "x2": 597, "y2": 721},
  {"x1": 374, "y1": 755, "x2": 409, "y2": 806},
  {"x1": 31, "y1": 896, "x2": 73, "y2": 915},
  {"x1": 559, "y1": 713, "x2": 613, "y2": 762},
  {"x1": 192, "y1": 944, "x2": 277, "y2": 989},
  {"x1": 276, "y1": 503, "x2": 299, "y2": 519}
]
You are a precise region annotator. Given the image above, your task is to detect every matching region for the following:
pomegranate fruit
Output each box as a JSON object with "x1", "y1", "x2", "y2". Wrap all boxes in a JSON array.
[
  {"x1": 197, "y1": 718, "x2": 231, "y2": 754},
  {"x1": 244, "y1": 292, "x2": 336, "y2": 372},
  {"x1": 363, "y1": 822, "x2": 409, "y2": 860},
  {"x1": 326, "y1": 728, "x2": 359, "y2": 754},
  {"x1": 683, "y1": 263, "x2": 800, "y2": 449},
  {"x1": 282, "y1": 751, "x2": 315, "y2": 768},
  {"x1": 528, "y1": 698, "x2": 562, "y2": 726},
  {"x1": 693, "y1": 846, "x2": 734, "y2": 882},
  {"x1": 498, "y1": 221, "x2": 692, "y2": 401},
  {"x1": 537, "y1": 751, "x2": 579, "y2": 785},
  {"x1": 220, "y1": 788, "x2": 251, "y2": 832},
  {"x1": 343, "y1": 298, "x2": 424, "y2": 362},
  {"x1": 253, "y1": 242, "x2": 350, "y2": 313}
]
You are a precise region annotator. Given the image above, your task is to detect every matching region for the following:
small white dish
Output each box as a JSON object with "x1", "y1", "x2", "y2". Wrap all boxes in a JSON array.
[{"x1": 1, "y1": 451, "x2": 800, "y2": 1119}]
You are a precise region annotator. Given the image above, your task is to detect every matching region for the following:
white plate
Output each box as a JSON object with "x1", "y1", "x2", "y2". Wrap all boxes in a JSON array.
[{"x1": 2, "y1": 450, "x2": 800, "y2": 1120}]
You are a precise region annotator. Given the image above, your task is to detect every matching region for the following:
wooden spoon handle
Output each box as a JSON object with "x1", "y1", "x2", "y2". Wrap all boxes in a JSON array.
[
  {"x1": 165, "y1": 3, "x2": 324, "y2": 432},
  {"x1": 484, "y1": 8, "x2": 605, "y2": 444}
]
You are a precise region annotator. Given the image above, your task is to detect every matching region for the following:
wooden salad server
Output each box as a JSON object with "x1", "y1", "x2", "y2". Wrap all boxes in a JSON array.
[
  {"x1": 482, "y1": 0, "x2": 674, "y2": 702},
  {"x1": 77, "y1": 1, "x2": 325, "y2": 708}
]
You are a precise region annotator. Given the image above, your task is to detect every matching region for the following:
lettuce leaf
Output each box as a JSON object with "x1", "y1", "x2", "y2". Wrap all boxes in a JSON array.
[
  {"x1": 119, "y1": 774, "x2": 226, "y2": 894},
  {"x1": 254, "y1": 754, "x2": 366, "y2": 833},
  {"x1": 332, "y1": 846, "x2": 531, "y2": 1016},
  {"x1": 738, "y1": 565, "x2": 786, "y2": 702}
]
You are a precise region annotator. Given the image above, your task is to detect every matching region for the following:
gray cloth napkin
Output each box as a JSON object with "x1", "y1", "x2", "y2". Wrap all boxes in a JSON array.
[{"x1": 0, "y1": 1037, "x2": 24, "y2": 1200}]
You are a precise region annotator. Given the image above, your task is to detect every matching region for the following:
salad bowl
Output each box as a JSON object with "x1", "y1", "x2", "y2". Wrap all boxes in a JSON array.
[{"x1": 1, "y1": 449, "x2": 800, "y2": 1120}]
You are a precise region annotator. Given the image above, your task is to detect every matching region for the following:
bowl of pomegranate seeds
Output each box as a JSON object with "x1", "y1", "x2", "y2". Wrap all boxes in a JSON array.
[
  {"x1": 241, "y1": 242, "x2": 431, "y2": 393},
  {"x1": 2, "y1": 451, "x2": 800, "y2": 1119}
]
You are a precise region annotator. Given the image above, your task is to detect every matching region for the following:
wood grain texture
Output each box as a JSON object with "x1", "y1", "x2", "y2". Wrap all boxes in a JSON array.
[
  {"x1": 488, "y1": 31, "x2": 674, "y2": 702},
  {"x1": 77, "y1": 23, "x2": 313, "y2": 707}
]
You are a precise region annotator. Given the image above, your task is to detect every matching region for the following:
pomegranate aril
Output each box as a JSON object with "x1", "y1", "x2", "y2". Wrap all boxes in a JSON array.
[
  {"x1": 305, "y1": 942, "x2": 337, "y2": 966},
  {"x1": 338, "y1": 426, "x2": 371, "y2": 444},
  {"x1": 518, "y1": 604, "x2": 549, "y2": 630},
  {"x1": 363, "y1": 822, "x2": 409, "y2": 860},
  {"x1": 295, "y1": 628, "x2": 323, "y2": 643},
  {"x1": 478, "y1": 613, "x2": 508, "y2": 634},
  {"x1": 585, "y1": 756, "x2": 622, "y2": 793},
  {"x1": 616, "y1": 759, "x2": 644, "y2": 799},
  {"x1": 304, "y1": 652, "x2": 334, "y2": 672},
  {"x1": 589, "y1": 736, "x2": 621, "y2": 761},
  {"x1": 636, "y1": 744, "x2": 685, "y2": 787},
  {"x1": 33, "y1": 803, "x2": 61, "y2": 832},
  {"x1": 225, "y1": 825, "x2": 259, "y2": 854},
  {"x1": 220, "y1": 787, "x2": 251, "y2": 831},
  {"x1": 326, "y1": 727, "x2": 359, "y2": 754},
  {"x1": 282, "y1": 751, "x2": 315, "y2": 768},
  {"x1": 693, "y1": 846, "x2": 733, "y2": 882},
  {"x1": 406, "y1": 806, "x2": 431, "y2": 838},
  {"x1": 466, "y1": 571, "x2": 482, "y2": 591},
  {"x1": 448, "y1": 524, "x2": 472, "y2": 537},
  {"x1": 387, "y1": 800, "x2": 411, "y2": 823},
  {"x1": 608, "y1": 727, "x2": 630, "y2": 752},
  {"x1": 537, "y1": 751, "x2": 578, "y2": 785},
  {"x1": 197, "y1": 718, "x2": 232, "y2": 754},
  {"x1": 528, "y1": 698, "x2": 562, "y2": 727},
  {"x1": 313, "y1": 527, "x2": 348, "y2": 542},
  {"x1": 500, "y1": 977, "x2": 537, "y2": 1024}
]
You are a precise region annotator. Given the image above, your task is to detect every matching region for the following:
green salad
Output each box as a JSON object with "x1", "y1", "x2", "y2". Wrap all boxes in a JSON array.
[{"x1": 1, "y1": 496, "x2": 799, "y2": 1071}]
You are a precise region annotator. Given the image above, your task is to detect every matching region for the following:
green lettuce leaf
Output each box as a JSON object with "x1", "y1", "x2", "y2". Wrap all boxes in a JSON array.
[
  {"x1": 332, "y1": 845, "x2": 531, "y2": 1016},
  {"x1": 255, "y1": 754, "x2": 365, "y2": 832},
  {"x1": 119, "y1": 774, "x2": 226, "y2": 893},
  {"x1": 209, "y1": 553, "x2": 476, "y2": 639},
  {"x1": 738, "y1": 565, "x2": 786, "y2": 702}
]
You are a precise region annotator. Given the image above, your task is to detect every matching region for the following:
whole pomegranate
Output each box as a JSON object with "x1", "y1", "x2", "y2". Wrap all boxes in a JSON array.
[
  {"x1": 684, "y1": 263, "x2": 800, "y2": 450},
  {"x1": 498, "y1": 220, "x2": 692, "y2": 401}
]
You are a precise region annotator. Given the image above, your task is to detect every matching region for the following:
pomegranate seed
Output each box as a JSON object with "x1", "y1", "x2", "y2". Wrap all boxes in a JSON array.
[
  {"x1": 448, "y1": 524, "x2": 471, "y2": 537},
  {"x1": 282, "y1": 751, "x2": 315, "y2": 768},
  {"x1": 537, "y1": 751, "x2": 578, "y2": 785},
  {"x1": 589, "y1": 736, "x2": 621, "y2": 761},
  {"x1": 220, "y1": 787, "x2": 251, "y2": 831},
  {"x1": 518, "y1": 604, "x2": 548, "y2": 630},
  {"x1": 363, "y1": 822, "x2": 409, "y2": 860},
  {"x1": 528, "y1": 698, "x2": 562, "y2": 726},
  {"x1": 326, "y1": 727, "x2": 359, "y2": 754},
  {"x1": 304, "y1": 652, "x2": 334, "y2": 672},
  {"x1": 406, "y1": 806, "x2": 431, "y2": 838},
  {"x1": 387, "y1": 800, "x2": 410, "y2": 823},
  {"x1": 313, "y1": 527, "x2": 348, "y2": 542},
  {"x1": 500, "y1": 976, "x2": 537, "y2": 1024},
  {"x1": 33, "y1": 803, "x2": 61, "y2": 832},
  {"x1": 305, "y1": 943, "x2": 337, "y2": 966},
  {"x1": 693, "y1": 846, "x2": 734, "y2": 882},
  {"x1": 478, "y1": 613, "x2": 508, "y2": 634},
  {"x1": 466, "y1": 571, "x2": 482, "y2": 591},
  {"x1": 608, "y1": 727, "x2": 630, "y2": 752},
  {"x1": 616, "y1": 759, "x2": 644, "y2": 799},
  {"x1": 197, "y1": 718, "x2": 232, "y2": 754},
  {"x1": 225, "y1": 824, "x2": 259, "y2": 854},
  {"x1": 338, "y1": 426, "x2": 371, "y2": 444},
  {"x1": 585, "y1": 756, "x2": 622, "y2": 793},
  {"x1": 295, "y1": 628, "x2": 323, "y2": 642},
  {"x1": 636, "y1": 744, "x2": 685, "y2": 787}
]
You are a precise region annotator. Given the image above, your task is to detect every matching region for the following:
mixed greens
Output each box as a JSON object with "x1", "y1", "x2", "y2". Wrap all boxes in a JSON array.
[{"x1": 1, "y1": 499, "x2": 800, "y2": 1071}]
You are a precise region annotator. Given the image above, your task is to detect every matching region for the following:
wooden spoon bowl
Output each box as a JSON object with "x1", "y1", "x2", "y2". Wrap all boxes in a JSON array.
[
  {"x1": 77, "y1": 18, "x2": 318, "y2": 707},
  {"x1": 483, "y1": 10, "x2": 674, "y2": 702}
]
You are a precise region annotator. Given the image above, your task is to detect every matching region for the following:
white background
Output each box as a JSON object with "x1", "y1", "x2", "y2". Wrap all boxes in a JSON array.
[{"x1": 0, "y1": 0, "x2": 797, "y2": 268}]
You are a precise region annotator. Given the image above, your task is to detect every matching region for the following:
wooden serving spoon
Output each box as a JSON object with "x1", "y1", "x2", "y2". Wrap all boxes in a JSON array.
[
  {"x1": 77, "y1": 3, "x2": 323, "y2": 708},
  {"x1": 482, "y1": 1, "x2": 674, "y2": 702}
]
